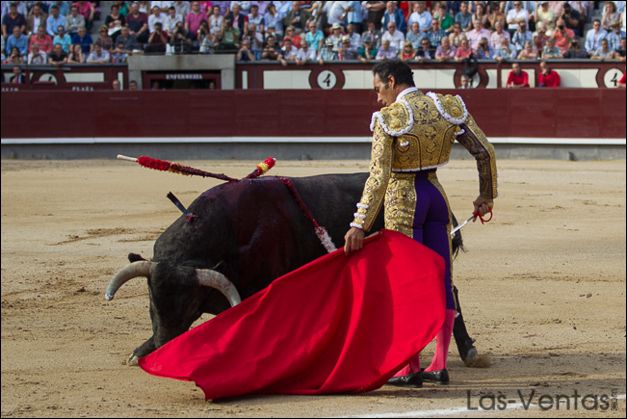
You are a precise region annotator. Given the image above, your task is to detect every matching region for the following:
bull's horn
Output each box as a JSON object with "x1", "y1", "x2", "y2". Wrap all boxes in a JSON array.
[
  {"x1": 196, "y1": 269, "x2": 241, "y2": 307},
  {"x1": 105, "y1": 261, "x2": 155, "y2": 301}
]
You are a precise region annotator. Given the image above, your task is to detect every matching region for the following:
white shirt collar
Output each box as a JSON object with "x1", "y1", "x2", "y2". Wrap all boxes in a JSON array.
[{"x1": 396, "y1": 86, "x2": 419, "y2": 103}]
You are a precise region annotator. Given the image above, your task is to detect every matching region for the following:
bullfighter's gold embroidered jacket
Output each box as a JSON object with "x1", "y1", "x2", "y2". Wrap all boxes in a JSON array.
[{"x1": 350, "y1": 87, "x2": 498, "y2": 233}]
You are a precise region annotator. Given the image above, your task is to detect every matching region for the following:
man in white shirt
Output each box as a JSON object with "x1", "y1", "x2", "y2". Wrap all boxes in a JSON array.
[
  {"x1": 407, "y1": 1, "x2": 432, "y2": 34},
  {"x1": 173, "y1": 1, "x2": 190, "y2": 18},
  {"x1": 148, "y1": 6, "x2": 168, "y2": 33},
  {"x1": 328, "y1": 1, "x2": 351, "y2": 26},
  {"x1": 506, "y1": 1, "x2": 529, "y2": 32},
  {"x1": 164, "y1": 6, "x2": 183, "y2": 35},
  {"x1": 296, "y1": 41, "x2": 317, "y2": 64},
  {"x1": 247, "y1": 4, "x2": 264, "y2": 33},
  {"x1": 382, "y1": 21, "x2": 405, "y2": 51},
  {"x1": 151, "y1": 1, "x2": 173, "y2": 13},
  {"x1": 28, "y1": 43, "x2": 47, "y2": 64}
]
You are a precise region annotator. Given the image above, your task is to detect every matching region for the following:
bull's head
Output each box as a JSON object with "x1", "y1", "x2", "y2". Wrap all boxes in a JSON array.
[{"x1": 105, "y1": 259, "x2": 240, "y2": 363}]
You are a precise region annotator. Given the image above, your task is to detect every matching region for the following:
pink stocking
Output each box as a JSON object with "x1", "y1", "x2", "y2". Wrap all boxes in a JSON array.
[
  {"x1": 393, "y1": 353, "x2": 421, "y2": 377},
  {"x1": 425, "y1": 309, "x2": 456, "y2": 372}
]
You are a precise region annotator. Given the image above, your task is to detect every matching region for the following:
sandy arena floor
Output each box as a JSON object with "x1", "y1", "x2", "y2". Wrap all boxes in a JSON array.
[{"x1": 1, "y1": 159, "x2": 625, "y2": 417}]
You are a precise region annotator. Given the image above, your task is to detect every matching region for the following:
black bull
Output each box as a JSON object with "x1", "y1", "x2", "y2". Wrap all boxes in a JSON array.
[{"x1": 106, "y1": 173, "x2": 477, "y2": 364}]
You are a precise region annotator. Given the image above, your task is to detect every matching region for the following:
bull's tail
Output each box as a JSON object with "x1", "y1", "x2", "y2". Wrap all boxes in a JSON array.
[{"x1": 453, "y1": 286, "x2": 491, "y2": 368}]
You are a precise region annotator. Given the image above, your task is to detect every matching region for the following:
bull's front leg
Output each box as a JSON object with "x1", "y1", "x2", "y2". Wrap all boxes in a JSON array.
[{"x1": 128, "y1": 336, "x2": 156, "y2": 366}]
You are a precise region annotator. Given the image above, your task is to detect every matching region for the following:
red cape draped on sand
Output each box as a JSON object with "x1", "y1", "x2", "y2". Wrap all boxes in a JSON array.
[{"x1": 139, "y1": 230, "x2": 446, "y2": 400}]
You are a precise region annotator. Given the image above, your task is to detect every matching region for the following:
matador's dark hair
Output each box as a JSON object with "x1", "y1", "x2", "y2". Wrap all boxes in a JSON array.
[{"x1": 372, "y1": 60, "x2": 415, "y2": 87}]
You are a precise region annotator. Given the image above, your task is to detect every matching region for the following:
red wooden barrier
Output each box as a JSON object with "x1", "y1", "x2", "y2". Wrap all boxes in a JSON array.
[{"x1": 1, "y1": 89, "x2": 625, "y2": 139}]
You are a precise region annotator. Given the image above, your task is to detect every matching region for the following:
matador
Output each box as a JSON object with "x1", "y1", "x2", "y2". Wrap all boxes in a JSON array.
[{"x1": 344, "y1": 60, "x2": 498, "y2": 387}]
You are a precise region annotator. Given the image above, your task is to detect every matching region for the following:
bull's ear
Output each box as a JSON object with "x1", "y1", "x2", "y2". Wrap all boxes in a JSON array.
[
  {"x1": 196, "y1": 269, "x2": 241, "y2": 307},
  {"x1": 128, "y1": 253, "x2": 147, "y2": 263}
]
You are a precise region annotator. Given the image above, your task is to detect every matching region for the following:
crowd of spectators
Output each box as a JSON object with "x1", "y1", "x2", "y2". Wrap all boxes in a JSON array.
[
  {"x1": 2, "y1": 1, "x2": 103, "y2": 64},
  {"x1": 2, "y1": 1, "x2": 626, "y2": 66}
]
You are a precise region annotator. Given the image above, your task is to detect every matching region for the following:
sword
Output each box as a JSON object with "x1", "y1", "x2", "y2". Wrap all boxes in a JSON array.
[
  {"x1": 450, "y1": 214, "x2": 476, "y2": 238},
  {"x1": 450, "y1": 209, "x2": 493, "y2": 238}
]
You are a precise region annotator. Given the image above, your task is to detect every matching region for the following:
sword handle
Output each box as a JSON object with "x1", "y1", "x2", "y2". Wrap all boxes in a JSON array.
[
  {"x1": 473, "y1": 208, "x2": 493, "y2": 224},
  {"x1": 117, "y1": 154, "x2": 138, "y2": 162}
]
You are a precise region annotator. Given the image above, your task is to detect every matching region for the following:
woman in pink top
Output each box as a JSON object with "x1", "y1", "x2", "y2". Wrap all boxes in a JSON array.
[{"x1": 454, "y1": 38, "x2": 472, "y2": 61}]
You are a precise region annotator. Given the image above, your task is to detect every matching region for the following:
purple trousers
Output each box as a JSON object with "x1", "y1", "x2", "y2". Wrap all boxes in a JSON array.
[{"x1": 411, "y1": 171, "x2": 454, "y2": 310}]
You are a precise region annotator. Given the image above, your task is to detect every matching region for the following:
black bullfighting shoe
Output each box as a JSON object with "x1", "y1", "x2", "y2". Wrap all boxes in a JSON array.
[
  {"x1": 421, "y1": 369, "x2": 450, "y2": 385},
  {"x1": 387, "y1": 373, "x2": 423, "y2": 388}
]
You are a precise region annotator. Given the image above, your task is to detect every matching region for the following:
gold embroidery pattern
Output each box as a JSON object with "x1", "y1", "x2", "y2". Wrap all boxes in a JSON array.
[
  {"x1": 352, "y1": 120, "x2": 393, "y2": 231},
  {"x1": 384, "y1": 173, "x2": 417, "y2": 238},
  {"x1": 380, "y1": 101, "x2": 412, "y2": 134},
  {"x1": 439, "y1": 94, "x2": 466, "y2": 121},
  {"x1": 421, "y1": 124, "x2": 440, "y2": 163},
  {"x1": 456, "y1": 114, "x2": 498, "y2": 199},
  {"x1": 391, "y1": 93, "x2": 458, "y2": 171},
  {"x1": 353, "y1": 91, "x2": 496, "y2": 235},
  {"x1": 394, "y1": 134, "x2": 420, "y2": 167}
]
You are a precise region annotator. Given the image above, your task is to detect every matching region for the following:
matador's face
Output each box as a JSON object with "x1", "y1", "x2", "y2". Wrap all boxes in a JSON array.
[{"x1": 373, "y1": 74, "x2": 397, "y2": 107}]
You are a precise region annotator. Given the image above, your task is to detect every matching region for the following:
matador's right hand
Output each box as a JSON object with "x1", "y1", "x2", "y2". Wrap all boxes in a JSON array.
[{"x1": 473, "y1": 196, "x2": 494, "y2": 217}]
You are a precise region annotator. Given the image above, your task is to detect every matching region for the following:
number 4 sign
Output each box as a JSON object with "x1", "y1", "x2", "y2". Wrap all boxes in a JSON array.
[
  {"x1": 603, "y1": 68, "x2": 625, "y2": 88},
  {"x1": 316, "y1": 70, "x2": 337, "y2": 89}
]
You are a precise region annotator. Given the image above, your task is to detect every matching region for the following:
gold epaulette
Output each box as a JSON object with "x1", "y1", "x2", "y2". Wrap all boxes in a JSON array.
[
  {"x1": 369, "y1": 101, "x2": 414, "y2": 136},
  {"x1": 426, "y1": 92, "x2": 469, "y2": 125}
]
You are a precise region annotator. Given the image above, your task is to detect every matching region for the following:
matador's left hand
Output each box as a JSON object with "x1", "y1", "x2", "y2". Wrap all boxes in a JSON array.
[{"x1": 344, "y1": 227, "x2": 365, "y2": 254}]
